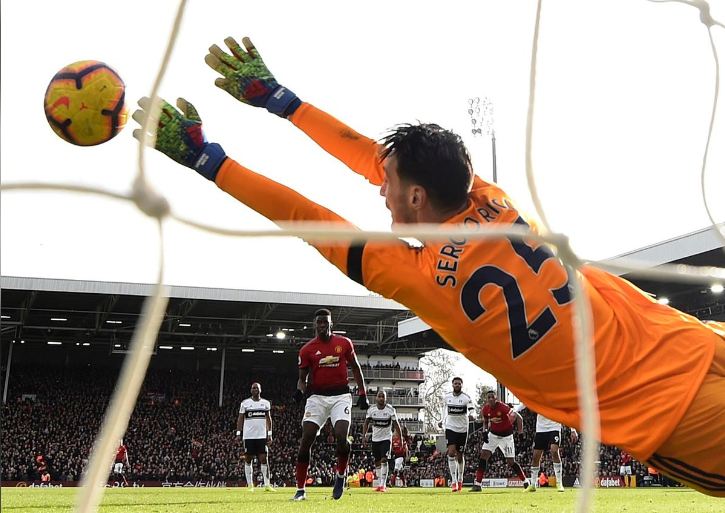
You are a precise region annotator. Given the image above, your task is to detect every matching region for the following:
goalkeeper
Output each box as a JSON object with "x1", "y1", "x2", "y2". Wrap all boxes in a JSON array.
[{"x1": 132, "y1": 36, "x2": 725, "y2": 497}]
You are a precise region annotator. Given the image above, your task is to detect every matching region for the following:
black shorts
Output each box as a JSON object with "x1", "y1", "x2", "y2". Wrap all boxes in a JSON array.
[
  {"x1": 372, "y1": 440, "x2": 391, "y2": 461},
  {"x1": 243, "y1": 438, "x2": 268, "y2": 456},
  {"x1": 445, "y1": 429, "x2": 468, "y2": 452},
  {"x1": 533, "y1": 430, "x2": 561, "y2": 450}
]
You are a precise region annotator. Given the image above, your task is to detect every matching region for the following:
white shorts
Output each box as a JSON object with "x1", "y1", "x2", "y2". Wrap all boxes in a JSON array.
[
  {"x1": 394, "y1": 457, "x2": 405, "y2": 471},
  {"x1": 302, "y1": 393, "x2": 352, "y2": 428},
  {"x1": 620, "y1": 465, "x2": 632, "y2": 475},
  {"x1": 113, "y1": 462, "x2": 124, "y2": 474},
  {"x1": 481, "y1": 433, "x2": 516, "y2": 458}
]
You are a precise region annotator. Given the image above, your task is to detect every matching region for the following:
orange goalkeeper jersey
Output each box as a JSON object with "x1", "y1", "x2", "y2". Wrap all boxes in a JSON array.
[{"x1": 214, "y1": 102, "x2": 722, "y2": 460}]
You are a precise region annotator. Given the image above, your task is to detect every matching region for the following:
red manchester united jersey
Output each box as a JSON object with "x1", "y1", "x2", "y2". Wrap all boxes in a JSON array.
[
  {"x1": 115, "y1": 444, "x2": 127, "y2": 463},
  {"x1": 392, "y1": 435, "x2": 407, "y2": 457},
  {"x1": 482, "y1": 401, "x2": 513, "y2": 436},
  {"x1": 298, "y1": 334, "x2": 356, "y2": 394},
  {"x1": 621, "y1": 451, "x2": 632, "y2": 465}
]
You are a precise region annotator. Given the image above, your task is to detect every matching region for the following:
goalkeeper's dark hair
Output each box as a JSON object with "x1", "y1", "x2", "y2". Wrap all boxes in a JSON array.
[
  {"x1": 379, "y1": 123, "x2": 473, "y2": 212},
  {"x1": 314, "y1": 308, "x2": 332, "y2": 318}
]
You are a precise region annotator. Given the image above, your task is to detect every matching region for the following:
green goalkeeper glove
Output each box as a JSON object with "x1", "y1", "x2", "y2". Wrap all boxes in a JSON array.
[
  {"x1": 132, "y1": 97, "x2": 227, "y2": 181},
  {"x1": 204, "y1": 36, "x2": 301, "y2": 118}
]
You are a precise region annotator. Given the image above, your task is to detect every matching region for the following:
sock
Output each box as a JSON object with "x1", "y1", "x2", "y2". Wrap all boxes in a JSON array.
[
  {"x1": 531, "y1": 466, "x2": 539, "y2": 483},
  {"x1": 475, "y1": 468, "x2": 484, "y2": 484},
  {"x1": 261, "y1": 463, "x2": 270, "y2": 486},
  {"x1": 458, "y1": 456, "x2": 465, "y2": 483},
  {"x1": 554, "y1": 463, "x2": 562, "y2": 484},
  {"x1": 512, "y1": 462, "x2": 526, "y2": 481},
  {"x1": 336, "y1": 454, "x2": 349, "y2": 477},
  {"x1": 244, "y1": 462, "x2": 253, "y2": 487},
  {"x1": 295, "y1": 461, "x2": 309, "y2": 490},
  {"x1": 381, "y1": 462, "x2": 388, "y2": 487},
  {"x1": 448, "y1": 456, "x2": 457, "y2": 484}
]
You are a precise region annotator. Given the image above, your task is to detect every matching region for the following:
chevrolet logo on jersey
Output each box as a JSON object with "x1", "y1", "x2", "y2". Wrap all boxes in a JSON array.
[
  {"x1": 318, "y1": 355, "x2": 340, "y2": 367},
  {"x1": 448, "y1": 405, "x2": 467, "y2": 414},
  {"x1": 245, "y1": 411, "x2": 267, "y2": 419}
]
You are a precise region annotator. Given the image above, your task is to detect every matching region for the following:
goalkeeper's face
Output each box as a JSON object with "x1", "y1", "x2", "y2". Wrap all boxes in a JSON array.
[{"x1": 381, "y1": 154, "x2": 417, "y2": 226}]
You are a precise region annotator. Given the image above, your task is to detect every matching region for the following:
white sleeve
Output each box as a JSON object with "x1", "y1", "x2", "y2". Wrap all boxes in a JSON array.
[{"x1": 239, "y1": 401, "x2": 245, "y2": 414}]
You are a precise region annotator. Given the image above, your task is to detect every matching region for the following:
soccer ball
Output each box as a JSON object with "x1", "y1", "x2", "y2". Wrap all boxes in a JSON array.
[{"x1": 44, "y1": 60, "x2": 128, "y2": 146}]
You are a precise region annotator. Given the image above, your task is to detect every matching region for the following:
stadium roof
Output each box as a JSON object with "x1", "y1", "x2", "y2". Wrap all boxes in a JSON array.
[
  {"x1": 2, "y1": 227, "x2": 722, "y2": 357},
  {"x1": 0, "y1": 276, "x2": 442, "y2": 356}
]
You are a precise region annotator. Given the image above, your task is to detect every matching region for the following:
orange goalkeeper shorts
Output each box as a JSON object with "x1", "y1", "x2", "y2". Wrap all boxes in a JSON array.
[{"x1": 648, "y1": 334, "x2": 725, "y2": 496}]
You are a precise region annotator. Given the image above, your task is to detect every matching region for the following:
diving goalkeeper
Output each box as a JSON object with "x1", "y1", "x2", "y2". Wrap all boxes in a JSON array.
[{"x1": 132, "y1": 36, "x2": 725, "y2": 496}]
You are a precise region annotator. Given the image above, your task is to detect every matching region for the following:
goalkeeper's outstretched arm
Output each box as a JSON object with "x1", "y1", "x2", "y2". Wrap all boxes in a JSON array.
[{"x1": 204, "y1": 36, "x2": 384, "y2": 187}]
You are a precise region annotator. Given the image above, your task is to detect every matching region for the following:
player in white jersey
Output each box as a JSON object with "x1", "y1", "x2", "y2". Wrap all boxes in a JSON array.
[
  {"x1": 438, "y1": 377, "x2": 474, "y2": 492},
  {"x1": 515, "y1": 404, "x2": 578, "y2": 493},
  {"x1": 236, "y1": 382, "x2": 274, "y2": 491},
  {"x1": 362, "y1": 390, "x2": 402, "y2": 492}
]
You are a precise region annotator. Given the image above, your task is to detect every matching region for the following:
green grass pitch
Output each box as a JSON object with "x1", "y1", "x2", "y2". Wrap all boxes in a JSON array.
[{"x1": 1, "y1": 486, "x2": 722, "y2": 513}]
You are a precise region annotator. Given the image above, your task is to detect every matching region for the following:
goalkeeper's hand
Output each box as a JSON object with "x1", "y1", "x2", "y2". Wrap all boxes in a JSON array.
[
  {"x1": 132, "y1": 97, "x2": 227, "y2": 182},
  {"x1": 204, "y1": 36, "x2": 301, "y2": 118},
  {"x1": 356, "y1": 394, "x2": 369, "y2": 410}
]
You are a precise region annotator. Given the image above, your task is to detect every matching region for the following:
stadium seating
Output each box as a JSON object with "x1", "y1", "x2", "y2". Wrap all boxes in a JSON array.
[{"x1": 0, "y1": 366, "x2": 646, "y2": 485}]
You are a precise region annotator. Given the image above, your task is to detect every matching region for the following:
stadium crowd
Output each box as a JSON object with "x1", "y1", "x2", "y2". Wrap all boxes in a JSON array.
[{"x1": 1, "y1": 366, "x2": 650, "y2": 486}]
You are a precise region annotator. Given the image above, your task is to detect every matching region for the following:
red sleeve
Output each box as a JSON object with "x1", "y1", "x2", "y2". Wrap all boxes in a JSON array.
[
  {"x1": 499, "y1": 402, "x2": 511, "y2": 415},
  {"x1": 298, "y1": 345, "x2": 310, "y2": 369},
  {"x1": 346, "y1": 338, "x2": 356, "y2": 361},
  {"x1": 289, "y1": 103, "x2": 385, "y2": 186}
]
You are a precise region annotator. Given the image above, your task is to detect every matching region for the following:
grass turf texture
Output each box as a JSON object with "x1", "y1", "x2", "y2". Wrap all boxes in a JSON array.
[{"x1": 2, "y1": 487, "x2": 722, "y2": 513}]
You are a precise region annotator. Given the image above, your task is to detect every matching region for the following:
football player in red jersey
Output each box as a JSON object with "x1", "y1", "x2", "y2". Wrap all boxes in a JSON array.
[
  {"x1": 112, "y1": 439, "x2": 130, "y2": 486},
  {"x1": 390, "y1": 427, "x2": 410, "y2": 487},
  {"x1": 291, "y1": 309, "x2": 368, "y2": 501},
  {"x1": 471, "y1": 391, "x2": 529, "y2": 492},
  {"x1": 620, "y1": 451, "x2": 634, "y2": 487}
]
